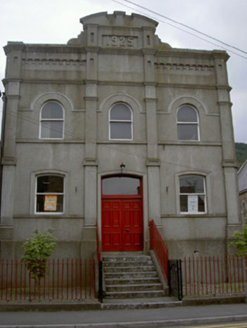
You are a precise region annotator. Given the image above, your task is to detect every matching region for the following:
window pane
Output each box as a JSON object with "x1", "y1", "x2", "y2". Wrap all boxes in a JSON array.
[
  {"x1": 177, "y1": 106, "x2": 197, "y2": 122},
  {"x1": 180, "y1": 195, "x2": 205, "y2": 212},
  {"x1": 42, "y1": 102, "x2": 63, "y2": 119},
  {"x1": 41, "y1": 121, "x2": 63, "y2": 138},
  {"x1": 198, "y1": 195, "x2": 205, "y2": 212},
  {"x1": 180, "y1": 176, "x2": 204, "y2": 194},
  {"x1": 37, "y1": 176, "x2": 63, "y2": 193},
  {"x1": 110, "y1": 122, "x2": 132, "y2": 139},
  {"x1": 103, "y1": 177, "x2": 140, "y2": 195},
  {"x1": 177, "y1": 124, "x2": 198, "y2": 140},
  {"x1": 36, "y1": 195, "x2": 63, "y2": 212},
  {"x1": 110, "y1": 104, "x2": 131, "y2": 120},
  {"x1": 180, "y1": 195, "x2": 188, "y2": 212}
]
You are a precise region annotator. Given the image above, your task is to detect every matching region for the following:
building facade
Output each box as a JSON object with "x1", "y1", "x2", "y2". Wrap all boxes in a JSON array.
[
  {"x1": 0, "y1": 11, "x2": 240, "y2": 259},
  {"x1": 238, "y1": 160, "x2": 247, "y2": 225}
]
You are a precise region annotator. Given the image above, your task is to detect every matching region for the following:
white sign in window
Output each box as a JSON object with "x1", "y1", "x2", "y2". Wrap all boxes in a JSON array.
[{"x1": 188, "y1": 196, "x2": 198, "y2": 213}]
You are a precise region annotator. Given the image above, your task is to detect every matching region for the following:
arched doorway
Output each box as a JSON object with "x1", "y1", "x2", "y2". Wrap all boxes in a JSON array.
[{"x1": 101, "y1": 176, "x2": 143, "y2": 251}]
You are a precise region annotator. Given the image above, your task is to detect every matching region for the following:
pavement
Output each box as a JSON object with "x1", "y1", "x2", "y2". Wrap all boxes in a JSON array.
[{"x1": 0, "y1": 296, "x2": 247, "y2": 328}]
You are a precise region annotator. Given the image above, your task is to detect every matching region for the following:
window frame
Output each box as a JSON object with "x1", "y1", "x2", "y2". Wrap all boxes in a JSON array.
[
  {"x1": 177, "y1": 105, "x2": 200, "y2": 141},
  {"x1": 179, "y1": 175, "x2": 207, "y2": 214},
  {"x1": 35, "y1": 174, "x2": 65, "y2": 215},
  {"x1": 109, "y1": 103, "x2": 133, "y2": 140},
  {"x1": 102, "y1": 175, "x2": 142, "y2": 196},
  {"x1": 39, "y1": 101, "x2": 64, "y2": 140}
]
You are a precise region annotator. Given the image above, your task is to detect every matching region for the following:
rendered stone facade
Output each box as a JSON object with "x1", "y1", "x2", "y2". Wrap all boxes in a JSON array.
[
  {"x1": 238, "y1": 160, "x2": 247, "y2": 225},
  {"x1": 0, "y1": 11, "x2": 240, "y2": 259}
]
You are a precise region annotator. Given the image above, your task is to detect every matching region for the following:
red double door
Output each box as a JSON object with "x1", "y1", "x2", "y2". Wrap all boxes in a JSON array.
[{"x1": 102, "y1": 197, "x2": 143, "y2": 251}]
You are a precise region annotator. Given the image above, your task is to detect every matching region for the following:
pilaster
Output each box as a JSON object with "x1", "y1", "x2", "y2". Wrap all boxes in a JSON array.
[
  {"x1": 214, "y1": 54, "x2": 240, "y2": 225},
  {"x1": 145, "y1": 84, "x2": 158, "y2": 158},
  {"x1": 147, "y1": 159, "x2": 161, "y2": 225},
  {"x1": 84, "y1": 46, "x2": 98, "y2": 226},
  {"x1": 82, "y1": 160, "x2": 98, "y2": 257},
  {"x1": 4, "y1": 42, "x2": 24, "y2": 79},
  {"x1": 143, "y1": 46, "x2": 161, "y2": 225},
  {"x1": 85, "y1": 84, "x2": 98, "y2": 159},
  {"x1": 1, "y1": 81, "x2": 20, "y2": 226}
]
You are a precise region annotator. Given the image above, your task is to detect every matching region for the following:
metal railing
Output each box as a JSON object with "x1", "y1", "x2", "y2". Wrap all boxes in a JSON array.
[
  {"x1": 182, "y1": 256, "x2": 247, "y2": 297},
  {"x1": 0, "y1": 258, "x2": 98, "y2": 301},
  {"x1": 96, "y1": 222, "x2": 103, "y2": 303},
  {"x1": 168, "y1": 259, "x2": 183, "y2": 300},
  {"x1": 149, "y1": 219, "x2": 169, "y2": 283},
  {"x1": 96, "y1": 222, "x2": 101, "y2": 263}
]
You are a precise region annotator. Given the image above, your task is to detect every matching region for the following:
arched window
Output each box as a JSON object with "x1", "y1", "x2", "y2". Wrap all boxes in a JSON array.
[
  {"x1": 109, "y1": 103, "x2": 132, "y2": 140},
  {"x1": 177, "y1": 105, "x2": 199, "y2": 141},
  {"x1": 179, "y1": 175, "x2": 206, "y2": 213},
  {"x1": 36, "y1": 175, "x2": 64, "y2": 213},
  {"x1": 102, "y1": 176, "x2": 141, "y2": 195},
  {"x1": 40, "y1": 101, "x2": 64, "y2": 139}
]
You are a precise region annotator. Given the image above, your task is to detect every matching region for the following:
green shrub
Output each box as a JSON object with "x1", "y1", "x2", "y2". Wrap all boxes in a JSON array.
[
  {"x1": 21, "y1": 229, "x2": 56, "y2": 280},
  {"x1": 230, "y1": 225, "x2": 247, "y2": 257}
]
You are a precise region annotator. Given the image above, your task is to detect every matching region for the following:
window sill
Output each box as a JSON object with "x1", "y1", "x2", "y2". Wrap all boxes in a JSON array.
[
  {"x1": 180, "y1": 212, "x2": 206, "y2": 216},
  {"x1": 35, "y1": 212, "x2": 64, "y2": 215},
  {"x1": 161, "y1": 214, "x2": 227, "y2": 219}
]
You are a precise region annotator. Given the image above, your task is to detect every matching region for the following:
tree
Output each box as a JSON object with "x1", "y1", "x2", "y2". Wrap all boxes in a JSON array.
[
  {"x1": 230, "y1": 225, "x2": 247, "y2": 257},
  {"x1": 22, "y1": 229, "x2": 56, "y2": 280}
]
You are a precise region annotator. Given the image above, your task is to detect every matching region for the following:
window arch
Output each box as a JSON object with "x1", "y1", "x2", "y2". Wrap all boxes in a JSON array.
[
  {"x1": 36, "y1": 175, "x2": 64, "y2": 214},
  {"x1": 179, "y1": 175, "x2": 206, "y2": 214},
  {"x1": 109, "y1": 103, "x2": 133, "y2": 140},
  {"x1": 177, "y1": 105, "x2": 199, "y2": 141},
  {"x1": 40, "y1": 101, "x2": 64, "y2": 139}
]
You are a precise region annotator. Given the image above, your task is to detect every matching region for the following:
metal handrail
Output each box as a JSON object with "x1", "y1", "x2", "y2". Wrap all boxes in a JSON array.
[
  {"x1": 96, "y1": 222, "x2": 103, "y2": 302},
  {"x1": 96, "y1": 222, "x2": 101, "y2": 263},
  {"x1": 149, "y1": 219, "x2": 169, "y2": 284}
]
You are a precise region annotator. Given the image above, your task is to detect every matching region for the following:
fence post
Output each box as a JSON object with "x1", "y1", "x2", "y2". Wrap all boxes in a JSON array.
[
  {"x1": 168, "y1": 259, "x2": 183, "y2": 301},
  {"x1": 178, "y1": 259, "x2": 183, "y2": 300},
  {"x1": 98, "y1": 261, "x2": 103, "y2": 303},
  {"x1": 168, "y1": 260, "x2": 172, "y2": 297}
]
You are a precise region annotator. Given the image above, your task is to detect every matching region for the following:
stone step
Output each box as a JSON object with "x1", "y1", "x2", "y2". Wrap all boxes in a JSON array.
[
  {"x1": 102, "y1": 254, "x2": 169, "y2": 301},
  {"x1": 103, "y1": 260, "x2": 153, "y2": 267},
  {"x1": 106, "y1": 283, "x2": 163, "y2": 292},
  {"x1": 101, "y1": 297, "x2": 182, "y2": 310},
  {"x1": 104, "y1": 269, "x2": 158, "y2": 277},
  {"x1": 105, "y1": 290, "x2": 166, "y2": 299},
  {"x1": 105, "y1": 277, "x2": 160, "y2": 285},
  {"x1": 102, "y1": 256, "x2": 151, "y2": 263},
  {"x1": 104, "y1": 266, "x2": 156, "y2": 273}
]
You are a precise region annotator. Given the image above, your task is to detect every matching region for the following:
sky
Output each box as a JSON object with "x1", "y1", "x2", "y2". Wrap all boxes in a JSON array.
[{"x1": 0, "y1": 0, "x2": 246, "y2": 143}]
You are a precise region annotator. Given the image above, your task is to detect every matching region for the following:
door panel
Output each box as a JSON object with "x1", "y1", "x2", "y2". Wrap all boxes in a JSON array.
[
  {"x1": 122, "y1": 199, "x2": 143, "y2": 251},
  {"x1": 102, "y1": 198, "x2": 143, "y2": 251},
  {"x1": 102, "y1": 200, "x2": 122, "y2": 251}
]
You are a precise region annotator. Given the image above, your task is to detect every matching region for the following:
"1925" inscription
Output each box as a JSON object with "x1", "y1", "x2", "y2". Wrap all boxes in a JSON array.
[{"x1": 104, "y1": 36, "x2": 137, "y2": 48}]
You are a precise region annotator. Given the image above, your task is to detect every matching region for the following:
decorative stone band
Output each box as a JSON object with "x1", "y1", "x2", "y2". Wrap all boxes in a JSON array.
[
  {"x1": 22, "y1": 58, "x2": 87, "y2": 67},
  {"x1": 154, "y1": 62, "x2": 214, "y2": 72}
]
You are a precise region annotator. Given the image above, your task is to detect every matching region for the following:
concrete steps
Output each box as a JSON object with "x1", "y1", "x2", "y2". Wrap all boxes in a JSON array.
[
  {"x1": 105, "y1": 277, "x2": 161, "y2": 285},
  {"x1": 107, "y1": 283, "x2": 163, "y2": 292},
  {"x1": 102, "y1": 254, "x2": 169, "y2": 301}
]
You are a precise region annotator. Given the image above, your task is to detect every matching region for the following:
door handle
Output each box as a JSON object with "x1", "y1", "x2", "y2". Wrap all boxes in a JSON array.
[{"x1": 126, "y1": 229, "x2": 129, "y2": 232}]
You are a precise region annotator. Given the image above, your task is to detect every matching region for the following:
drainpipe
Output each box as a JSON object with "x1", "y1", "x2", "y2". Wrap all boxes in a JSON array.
[{"x1": 0, "y1": 91, "x2": 7, "y2": 223}]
